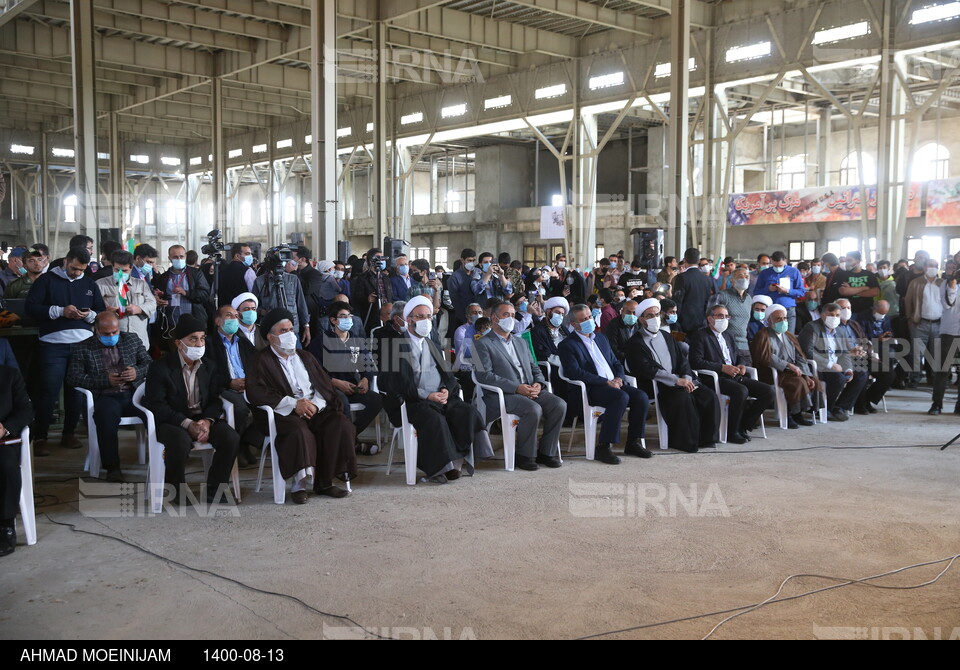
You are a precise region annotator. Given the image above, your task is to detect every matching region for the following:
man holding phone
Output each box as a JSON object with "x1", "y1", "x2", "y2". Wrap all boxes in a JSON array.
[{"x1": 26, "y1": 247, "x2": 106, "y2": 453}]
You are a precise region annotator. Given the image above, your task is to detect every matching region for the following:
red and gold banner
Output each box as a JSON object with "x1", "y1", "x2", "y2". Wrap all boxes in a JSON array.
[
  {"x1": 925, "y1": 177, "x2": 960, "y2": 227},
  {"x1": 729, "y1": 184, "x2": 922, "y2": 226}
]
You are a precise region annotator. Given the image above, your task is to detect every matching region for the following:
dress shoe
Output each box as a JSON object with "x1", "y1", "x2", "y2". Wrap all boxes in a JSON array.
[
  {"x1": 594, "y1": 445, "x2": 621, "y2": 465},
  {"x1": 33, "y1": 439, "x2": 50, "y2": 457},
  {"x1": 60, "y1": 433, "x2": 83, "y2": 449},
  {"x1": 0, "y1": 527, "x2": 15, "y2": 557},
  {"x1": 828, "y1": 410, "x2": 849, "y2": 422},
  {"x1": 535, "y1": 453, "x2": 562, "y2": 468},
  {"x1": 854, "y1": 407, "x2": 870, "y2": 416},
  {"x1": 290, "y1": 490, "x2": 309, "y2": 505},
  {"x1": 786, "y1": 417, "x2": 799, "y2": 429},
  {"x1": 953, "y1": 404, "x2": 960, "y2": 415},
  {"x1": 727, "y1": 433, "x2": 748, "y2": 445},
  {"x1": 792, "y1": 413, "x2": 814, "y2": 427},
  {"x1": 105, "y1": 468, "x2": 125, "y2": 483},
  {"x1": 674, "y1": 444, "x2": 700, "y2": 453},
  {"x1": 867, "y1": 405, "x2": 878, "y2": 414},
  {"x1": 444, "y1": 468, "x2": 462, "y2": 480},
  {"x1": 624, "y1": 439, "x2": 653, "y2": 459},
  {"x1": 315, "y1": 485, "x2": 349, "y2": 498},
  {"x1": 928, "y1": 405, "x2": 942, "y2": 416},
  {"x1": 515, "y1": 456, "x2": 539, "y2": 471}
]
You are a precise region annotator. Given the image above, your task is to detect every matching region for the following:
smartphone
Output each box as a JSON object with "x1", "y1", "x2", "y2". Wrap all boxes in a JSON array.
[
  {"x1": 429, "y1": 272, "x2": 437, "y2": 281},
  {"x1": 528, "y1": 290, "x2": 538, "y2": 301}
]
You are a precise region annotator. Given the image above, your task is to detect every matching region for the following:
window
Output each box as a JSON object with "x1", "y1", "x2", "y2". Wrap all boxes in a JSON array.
[
  {"x1": 240, "y1": 202, "x2": 252, "y2": 229},
  {"x1": 252, "y1": 144, "x2": 267, "y2": 154},
  {"x1": 433, "y1": 247, "x2": 448, "y2": 269},
  {"x1": 304, "y1": 202, "x2": 313, "y2": 225},
  {"x1": 912, "y1": 143, "x2": 950, "y2": 182},
  {"x1": 400, "y1": 112, "x2": 423, "y2": 125},
  {"x1": 441, "y1": 104, "x2": 467, "y2": 119},
  {"x1": 839, "y1": 152, "x2": 877, "y2": 185},
  {"x1": 910, "y1": 235, "x2": 943, "y2": 263},
  {"x1": 284, "y1": 196, "x2": 297, "y2": 224},
  {"x1": 725, "y1": 41, "x2": 771, "y2": 63},
  {"x1": 160, "y1": 156, "x2": 181, "y2": 167},
  {"x1": 827, "y1": 240, "x2": 843, "y2": 257},
  {"x1": 523, "y1": 245, "x2": 547, "y2": 269},
  {"x1": 803, "y1": 241, "x2": 816, "y2": 260},
  {"x1": 950, "y1": 237, "x2": 960, "y2": 257},
  {"x1": 550, "y1": 245, "x2": 565, "y2": 263},
  {"x1": 144, "y1": 199, "x2": 155, "y2": 226},
  {"x1": 776, "y1": 155, "x2": 807, "y2": 190},
  {"x1": 52, "y1": 147, "x2": 74, "y2": 158},
  {"x1": 484, "y1": 95, "x2": 512, "y2": 110},
  {"x1": 130, "y1": 154, "x2": 149, "y2": 164},
  {"x1": 228, "y1": 149, "x2": 243, "y2": 159},
  {"x1": 276, "y1": 139, "x2": 293, "y2": 149},
  {"x1": 64, "y1": 194, "x2": 77, "y2": 224},
  {"x1": 11, "y1": 144, "x2": 34, "y2": 155},
  {"x1": 410, "y1": 247, "x2": 431, "y2": 264},
  {"x1": 595, "y1": 246, "x2": 605, "y2": 265},
  {"x1": 535, "y1": 84, "x2": 566, "y2": 100},
  {"x1": 445, "y1": 190, "x2": 461, "y2": 214},
  {"x1": 907, "y1": 238, "x2": 923, "y2": 260},
  {"x1": 788, "y1": 241, "x2": 818, "y2": 262},
  {"x1": 336, "y1": 127, "x2": 352, "y2": 138},
  {"x1": 165, "y1": 200, "x2": 186, "y2": 226},
  {"x1": 839, "y1": 237, "x2": 859, "y2": 257},
  {"x1": 588, "y1": 72, "x2": 624, "y2": 90},
  {"x1": 812, "y1": 21, "x2": 871, "y2": 45},
  {"x1": 910, "y1": 2, "x2": 960, "y2": 25},
  {"x1": 551, "y1": 194, "x2": 565, "y2": 207}
]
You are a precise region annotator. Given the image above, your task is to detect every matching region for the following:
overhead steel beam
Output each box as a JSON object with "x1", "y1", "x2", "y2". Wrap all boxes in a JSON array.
[
  {"x1": 170, "y1": 0, "x2": 310, "y2": 27},
  {"x1": 497, "y1": 0, "x2": 658, "y2": 37},
  {"x1": 1, "y1": 65, "x2": 135, "y2": 96},
  {"x1": 618, "y1": 0, "x2": 714, "y2": 28},
  {"x1": 92, "y1": 0, "x2": 288, "y2": 42},
  {"x1": 71, "y1": 0, "x2": 99, "y2": 240},
  {"x1": 0, "y1": 0, "x2": 39, "y2": 28}
]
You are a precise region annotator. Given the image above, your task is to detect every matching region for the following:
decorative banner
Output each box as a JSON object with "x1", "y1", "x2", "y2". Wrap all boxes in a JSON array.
[
  {"x1": 540, "y1": 205, "x2": 565, "y2": 239},
  {"x1": 728, "y1": 184, "x2": 921, "y2": 226},
  {"x1": 925, "y1": 177, "x2": 960, "y2": 227}
]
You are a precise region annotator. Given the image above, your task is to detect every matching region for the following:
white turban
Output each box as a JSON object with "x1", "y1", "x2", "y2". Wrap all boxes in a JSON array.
[
  {"x1": 316, "y1": 260, "x2": 334, "y2": 274},
  {"x1": 543, "y1": 297, "x2": 568, "y2": 312},
  {"x1": 403, "y1": 295, "x2": 433, "y2": 320},
  {"x1": 637, "y1": 298, "x2": 661, "y2": 316},
  {"x1": 751, "y1": 295, "x2": 773, "y2": 309},
  {"x1": 767, "y1": 304, "x2": 787, "y2": 320},
  {"x1": 231, "y1": 292, "x2": 258, "y2": 311}
]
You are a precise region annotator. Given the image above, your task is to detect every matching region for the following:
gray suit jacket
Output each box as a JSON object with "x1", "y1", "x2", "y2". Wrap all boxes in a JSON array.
[
  {"x1": 766, "y1": 329, "x2": 813, "y2": 376},
  {"x1": 798, "y1": 321, "x2": 853, "y2": 373},
  {"x1": 472, "y1": 330, "x2": 547, "y2": 394}
]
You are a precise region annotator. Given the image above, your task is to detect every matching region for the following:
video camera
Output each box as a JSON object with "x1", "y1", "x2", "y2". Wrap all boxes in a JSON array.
[
  {"x1": 201, "y1": 229, "x2": 225, "y2": 260},
  {"x1": 266, "y1": 243, "x2": 296, "y2": 278}
]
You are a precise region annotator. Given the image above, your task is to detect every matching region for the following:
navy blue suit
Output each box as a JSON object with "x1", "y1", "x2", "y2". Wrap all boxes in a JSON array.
[
  {"x1": 558, "y1": 331, "x2": 649, "y2": 446},
  {"x1": 390, "y1": 275, "x2": 414, "y2": 303}
]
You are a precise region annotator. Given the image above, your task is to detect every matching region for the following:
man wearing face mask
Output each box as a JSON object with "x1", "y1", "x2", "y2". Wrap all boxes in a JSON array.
[
  {"x1": 407, "y1": 258, "x2": 442, "y2": 311},
  {"x1": 795, "y1": 289, "x2": 822, "y2": 332},
  {"x1": 799, "y1": 303, "x2": 869, "y2": 421},
  {"x1": 231, "y1": 293, "x2": 265, "y2": 349},
  {"x1": 625, "y1": 299, "x2": 719, "y2": 452},
  {"x1": 95, "y1": 250, "x2": 157, "y2": 352},
  {"x1": 3, "y1": 250, "x2": 43, "y2": 299},
  {"x1": 532, "y1": 296, "x2": 570, "y2": 392},
  {"x1": 604, "y1": 299, "x2": 640, "y2": 362},
  {"x1": 332, "y1": 261, "x2": 351, "y2": 298},
  {"x1": 131, "y1": 243, "x2": 158, "y2": 282},
  {"x1": 143, "y1": 314, "x2": 240, "y2": 505},
  {"x1": 805, "y1": 259, "x2": 827, "y2": 296},
  {"x1": 748, "y1": 254, "x2": 772, "y2": 295},
  {"x1": 153, "y1": 244, "x2": 211, "y2": 328},
  {"x1": 822, "y1": 251, "x2": 879, "y2": 315},
  {"x1": 218, "y1": 243, "x2": 257, "y2": 308},
  {"x1": 713, "y1": 268, "x2": 754, "y2": 363},
  {"x1": 66, "y1": 312, "x2": 150, "y2": 482},
  {"x1": 904, "y1": 258, "x2": 944, "y2": 398},
  {"x1": 377, "y1": 296, "x2": 491, "y2": 482},
  {"x1": 549, "y1": 253, "x2": 585, "y2": 302},
  {"x1": 688, "y1": 305, "x2": 775, "y2": 443},
  {"x1": 390, "y1": 254, "x2": 414, "y2": 303},
  {"x1": 874, "y1": 260, "x2": 899, "y2": 317},
  {"x1": 454, "y1": 303, "x2": 485, "y2": 399},
  {"x1": 672, "y1": 248, "x2": 716, "y2": 335},
  {"x1": 558, "y1": 304, "x2": 651, "y2": 464},
  {"x1": 617, "y1": 258, "x2": 646, "y2": 296},
  {"x1": 753, "y1": 251, "x2": 806, "y2": 334},
  {"x1": 349, "y1": 248, "x2": 393, "y2": 333},
  {"x1": 446, "y1": 249, "x2": 485, "y2": 325},
  {"x1": 205, "y1": 305, "x2": 263, "y2": 468},
  {"x1": 246, "y1": 309, "x2": 356, "y2": 502},
  {"x1": 750, "y1": 304, "x2": 817, "y2": 428},
  {"x1": 473, "y1": 301, "x2": 565, "y2": 470}
]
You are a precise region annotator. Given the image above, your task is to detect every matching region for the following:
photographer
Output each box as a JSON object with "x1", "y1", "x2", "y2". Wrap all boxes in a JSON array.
[
  {"x1": 350, "y1": 247, "x2": 393, "y2": 332},
  {"x1": 252, "y1": 247, "x2": 311, "y2": 347},
  {"x1": 153, "y1": 244, "x2": 211, "y2": 328},
  {"x1": 473, "y1": 251, "x2": 513, "y2": 302}
]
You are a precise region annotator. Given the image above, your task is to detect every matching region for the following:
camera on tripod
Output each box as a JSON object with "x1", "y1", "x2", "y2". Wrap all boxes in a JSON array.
[
  {"x1": 201, "y1": 229, "x2": 225, "y2": 260},
  {"x1": 266, "y1": 243, "x2": 296, "y2": 277}
]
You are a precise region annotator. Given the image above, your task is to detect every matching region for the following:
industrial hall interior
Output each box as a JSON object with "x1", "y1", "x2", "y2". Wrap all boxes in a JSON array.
[{"x1": 1, "y1": 0, "x2": 959, "y2": 642}]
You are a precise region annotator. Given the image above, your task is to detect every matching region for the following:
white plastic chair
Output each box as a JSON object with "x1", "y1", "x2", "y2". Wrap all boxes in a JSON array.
[
  {"x1": 387, "y1": 390, "x2": 473, "y2": 486},
  {"x1": 558, "y1": 363, "x2": 606, "y2": 460},
  {"x1": 471, "y1": 370, "x2": 518, "y2": 471},
  {"x1": 348, "y1": 400, "x2": 382, "y2": 451},
  {"x1": 133, "y1": 385, "x2": 241, "y2": 514},
  {"x1": 768, "y1": 367, "x2": 790, "y2": 430},
  {"x1": 649, "y1": 379, "x2": 671, "y2": 450},
  {"x1": 808, "y1": 360, "x2": 828, "y2": 423},
  {"x1": 12, "y1": 427, "x2": 36, "y2": 546},
  {"x1": 254, "y1": 403, "x2": 287, "y2": 504},
  {"x1": 76, "y1": 387, "x2": 146, "y2": 478},
  {"x1": 696, "y1": 367, "x2": 769, "y2": 444}
]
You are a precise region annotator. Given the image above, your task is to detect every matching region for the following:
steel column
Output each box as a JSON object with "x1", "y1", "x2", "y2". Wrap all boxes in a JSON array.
[
  {"x1": 311, "y1": 0, "x2": 337, "y2": 258},
  {"x1": 70, "y1": 0, "x2": 98, "y2": 241},
  {"x1": 373, "y1": 17, "x2": 388, "y2": 246},
  {"x1": 211, "y1": 77, "x2": 225, "y2": 236},
  {"x1": 666, "y1": 0, "x2": 690, "y2": 256}
]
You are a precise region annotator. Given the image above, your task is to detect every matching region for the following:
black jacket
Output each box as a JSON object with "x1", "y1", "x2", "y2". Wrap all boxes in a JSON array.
[
  {"x1": 143, "y1": 352, "x2": 226, "y2": 428},
  {"x1": 377, "y1": 326, "x2": 459, "y2": 417},
  {"x1": 153, "y1": 266, "x2": 212, "y2": 325},
  {"x1": 625, "y1": 330, "x2": 696, "y2": 395},
  {"x1": 219, "y1": 260, "x2": 251, "y2": 308},
  {"x1": 203, "y1": 330, "x2": 258, "y2": 390},
  {"x1": 604, "y1": 315, "x2": 640, "y2": 362},
  {"x1": 672, "y1": 268, "x2": 715, "y2": 333},
  {"x1": 687, "y1": 326, "x2": 747, "y2": 375},
  {"x1": 0, "y1": 366, "x2": 33, "y2": 438},
  {"x1": 66, "y1": 332, "x2": 151, "y2": 400},
  {"x1": 531, "y1": 318, "x2": 565, "y2": 362}
]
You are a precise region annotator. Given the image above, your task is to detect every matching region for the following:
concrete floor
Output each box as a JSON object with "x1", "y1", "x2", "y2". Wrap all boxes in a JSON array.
[{"x1": 2, "y1": 388, "x2": 959, "y2": 640}]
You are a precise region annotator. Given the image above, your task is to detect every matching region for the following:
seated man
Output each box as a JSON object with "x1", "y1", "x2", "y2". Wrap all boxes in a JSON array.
[
  {"x1": 453, "y1": 303, "x2": 485, "y2": 401},
  {"x1": 626, "y1": 299, "x2": 721, "y2": 453},
  {"x1": 232, "y1": 292, "x2": 265, "y2": 349},
  {"x1": 377, "y1": 296, "x2": 491, "y2": 482},
  {"x1": 751, "y1": 304, "x2": 817, "y2": 428},
  {"x1": 472, "y1": 300, "x2": 566, "y2": 470},
  {"x1": 142, "y1": 315, "x2": 240, "y2": 505},
  {"x1": 312, "y1": 301, "x2": 383, "y2": 454},
  {"x1": 66, "y1": 312, "x2": 150, "y2": 481},
  {"x1": 604, "y1": 298, "x2": 639, "y2": 361},
  {"x1": 851, "y1": 299, "x2": 897, "y2": 414},
  {"x1": 799, "y1": 302, "x2": 868, "y2": 421},
  {"x1": 558, "y1": 303, "x2": 651, "y2": 464},
  {"x1": 0, "y1": 365, "x2": 32, "y2": 556},
  {"x1": 688, "y1": 304, "x2": 775, "y2": 443},
  {"x1": 746, "y1": 295, "x2": 773, "y2": 343},
  {"x1": 246, "y1": 309, "x2": 357, "y2": 503},
  {"x1": 205, "y1": 305, "x2": 264, "y2": 467}
]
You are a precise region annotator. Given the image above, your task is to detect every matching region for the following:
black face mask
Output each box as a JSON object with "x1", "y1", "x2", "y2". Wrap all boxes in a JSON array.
[{"x1": 411, "y1": 271, "x2": 423, "y2": 283}]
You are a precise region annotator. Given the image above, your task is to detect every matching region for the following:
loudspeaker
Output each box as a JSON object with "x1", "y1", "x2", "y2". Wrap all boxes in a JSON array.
[
  {"x1": 337, "y1": 241, "x2": 351, "y2": 264},
  {"x1": 383, "y1": 236, "x2": 407, "y2": 269},
  {"x1": 631, "y1": 228, "x2": 664, "y2": 271}
]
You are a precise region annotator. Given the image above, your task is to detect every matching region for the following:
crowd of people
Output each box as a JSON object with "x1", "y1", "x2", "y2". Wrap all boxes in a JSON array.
[{"x1": 0, "y1": 236, "x2": 957, "y2": 555}]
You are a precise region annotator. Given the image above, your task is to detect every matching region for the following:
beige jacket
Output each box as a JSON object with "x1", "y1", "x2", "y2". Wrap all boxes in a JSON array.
[
  {"x1": 903, "y1": 275, "x2": 943, "y2": 326},
  {"x1": 96, "y1": 275, "x2": 157, "y2": 351}
]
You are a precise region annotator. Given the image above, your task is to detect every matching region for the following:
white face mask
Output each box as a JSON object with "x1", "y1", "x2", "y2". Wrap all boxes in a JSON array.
[
  {"x1": 879, "y1": 269, "x2": 891, "y2": 278},
  {"x1": 926, "y1": 267, "x2": 939, "y2": 278},
  {"x1": 180, "y1": 344, "x2": 205, "y2": 362},
  {"x1": 276, "y1": 331, "x2": 298, "y2": 353},
  {"x1": 645, "y1": 316, "x2": 661, "y2": 334},
  {"x1": 712, "y1": 318, "x2": 729, "y2": 333},
  {"x1": 414, "y1": 318, "x2": 432, "y2": 338},
  {"x1": 498, "y1": 316, "x2": 516, "y2": 333},
  {"x1": 824, "y1": 316, "x2": 841, "y2": 330},
  {"x1": 839, "y1": 308, "x2": 852, "y2": 322}
]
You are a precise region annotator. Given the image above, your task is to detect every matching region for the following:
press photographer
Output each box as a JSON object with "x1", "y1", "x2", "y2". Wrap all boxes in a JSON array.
[{"x1": 252, "y1": 244, "x2": 311, "y2": 347}]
